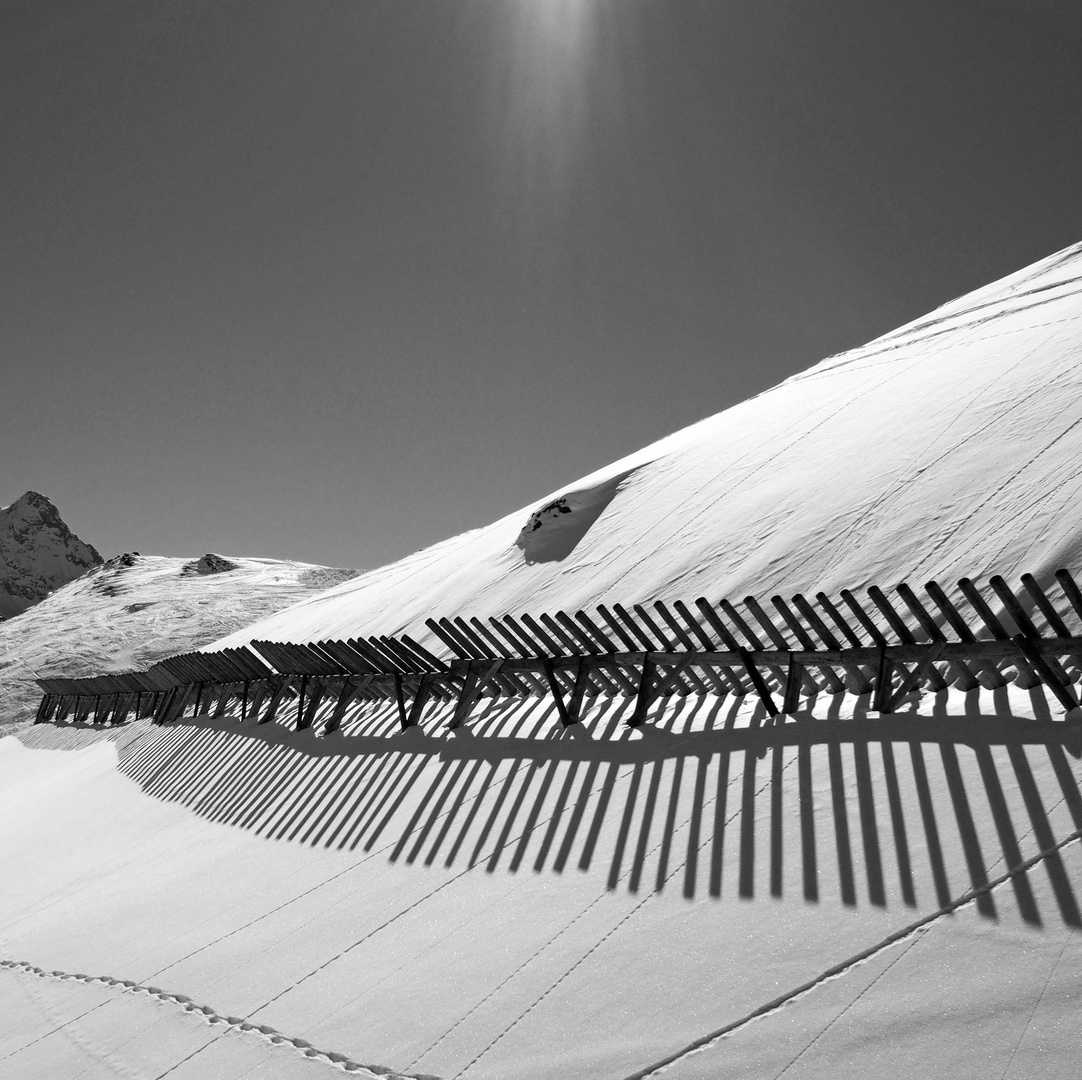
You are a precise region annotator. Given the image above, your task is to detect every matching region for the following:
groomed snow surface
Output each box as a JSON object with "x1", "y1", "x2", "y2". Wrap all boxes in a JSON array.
[{"x1": 3, "y1": 686, "x2": 1082, "y2": 1079}]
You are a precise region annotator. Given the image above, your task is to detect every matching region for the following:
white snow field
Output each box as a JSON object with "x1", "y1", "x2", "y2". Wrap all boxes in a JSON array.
[
  {"x1": 0, "y1": 553, "x2": 360, "y2": 728},
  {"x1": 5, "y1": 243, "x2": 1082, "y2": 1079}
]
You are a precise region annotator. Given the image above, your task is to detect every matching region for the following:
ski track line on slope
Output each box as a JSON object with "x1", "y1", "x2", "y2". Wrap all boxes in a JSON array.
[
  {"x1": 0, "y1": 959, "x2": 420, "y2": 1078},
  {"x1": 443, "y1": 741, "x2": 798, "y2": 1079},
  {"x1": 699, "y1": 764, "x2": 1082, "y2": 1080},
  {"x1": 818, "y1": 322, "x2": 1074, "y2": 568},
  {"x1": 619, "y1": 828, "x2": 1082, "y2": 1080},
  {"x1": 604, "y1": 331, "x2": 949, "y2": 601},
  {"x1": 769, "y1": 930, "x2": 927, "y2": 1080},
  {"x1": 236, "y1": 757, "x2": 547, "y2": 1020},
  {"x1": 997, "y1": 927, "x2": 1074, "y2": 1080}
]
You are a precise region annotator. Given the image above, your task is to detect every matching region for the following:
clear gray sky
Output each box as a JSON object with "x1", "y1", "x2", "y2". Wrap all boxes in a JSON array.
[{"x1": 4, "y1": 0, "x2": 1081, "y2": 568}]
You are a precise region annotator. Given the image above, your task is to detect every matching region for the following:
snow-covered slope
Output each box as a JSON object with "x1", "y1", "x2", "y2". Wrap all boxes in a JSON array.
[
  {"x1": 0, "y1": 552, "x2": 359, "y2": 728},
  {"x1": 7, "y1": 245, "x2": 1082, "y2": 1080},
  {"x1": 0, "y1": 491, "x2": 102, "y2": 619},
  {"x1": 214, "y1": 241, "x2": 1082, "y2": 651}
]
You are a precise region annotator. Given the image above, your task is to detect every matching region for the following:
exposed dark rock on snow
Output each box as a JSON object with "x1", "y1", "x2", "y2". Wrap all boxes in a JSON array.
[
  {"x1": 515, "y1": 466, "x2": 645, "y2": 564},
  {"x1": 0, "y1": 492, "x2": 102, "y2": 619},
  {"x1": 181, "y1": 553, "x2": 240, "y2": 576}
]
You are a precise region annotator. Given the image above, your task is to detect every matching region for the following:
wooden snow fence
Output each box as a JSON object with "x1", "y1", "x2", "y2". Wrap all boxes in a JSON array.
[{"x1": 33, "y1": 569, "x2": 1082, "y2": 732}]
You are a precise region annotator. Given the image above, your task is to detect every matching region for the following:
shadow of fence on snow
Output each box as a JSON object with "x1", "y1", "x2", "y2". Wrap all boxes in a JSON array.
[{"x1": 22, "y1": 687, "x2": 1082, "y2": 929}]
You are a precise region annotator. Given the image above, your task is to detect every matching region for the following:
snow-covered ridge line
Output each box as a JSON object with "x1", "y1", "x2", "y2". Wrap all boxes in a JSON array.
[{"x1": 0, "y1": 958, "x2": 435, "y2": 1079}]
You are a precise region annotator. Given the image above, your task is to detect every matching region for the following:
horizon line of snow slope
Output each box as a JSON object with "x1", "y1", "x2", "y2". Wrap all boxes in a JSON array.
[
  {"x1": 211, "y1": 241, "x2": 1082, "y2": 652},
  {"x1": 0, "y1": 553, "x2": 360, "y2": 727}
]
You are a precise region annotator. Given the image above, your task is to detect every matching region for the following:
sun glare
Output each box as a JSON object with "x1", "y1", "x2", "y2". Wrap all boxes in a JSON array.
[{"x1": 503, "y1": 0, "x2": 601, "y2": 195}]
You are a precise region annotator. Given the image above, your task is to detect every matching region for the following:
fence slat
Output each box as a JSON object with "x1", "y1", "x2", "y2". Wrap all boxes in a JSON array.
[
  {"x1": 895, "y1": 583, "x2": 980, "y2": 691},
  {"x1": 771, "y1": 596, "x2": 846, "y2": 694},
  {"x1": 959, "y1": 577, "x2": 1041, "y2": 688},
  {"x1": 991, "y1": 576, "x2": 1072, "y2": 686}
]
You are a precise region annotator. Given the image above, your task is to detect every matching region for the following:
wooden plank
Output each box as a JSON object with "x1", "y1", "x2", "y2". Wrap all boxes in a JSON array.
[
  {"x1": 1015, "y1": 635, "x2": 1080, "y2": 713},
  {"x1": 867, "y1": 585, "x2": 917, "y2": 642},
  {"x1": 958, "y1": 577, "x2": 1041, "y2": 688},
  {"x1": 468, "y1": 618, "x2": 539, "y2": 694},
  {"x1": 377, "y1": 636, "x2": 427, "y2": 672},
  {"x1": 399, "y1": 634, "x2": 450, "y2": 671},
  {"x1": 991, "y1": 576, "x2": 1071, "y2": 685},
  {"x1": 425, "y1": 618, "x2": 474, "y2": 660},
  {"x1": 500, "y1": 614, "x2": 548, "y2": 656},
  {"x1": 649, "y1": 603, "x2": 708, "y2": 693},
  {"x1": 319, "y1": 639, "x2": 377, "y2": 675},
  {"x1": 259, "y1": 678, "x2": 291, "y2": 725},
  {"x1": 724, "y1": 599, "x2": 787, "y2": 692},
  {"x1": 405, "y1": 673, "x2": 435, "y2": 728},
  {"x1": 662, "y1": 600, "x2": 735, "y2": 696},
  {"x1": 448, "y1": 659, "x2": 505, "y2": 729},
  {"x1": 694, "y1": 598, "x2": 743, "y2": 650},
  {"x1": 737, "y1": 648, "x2": 780, "y2": 717},
  {"x1": 341, "y1": 637, "x2": 394, "y2": 674},
  {"x1": 670, "y1": 599, "x2": 715, "y2": 650},
  {"x1": 294, "y1": 676, "x2": 309, "y2": 727},
  {"x1": 541, "y1": 657, "x2": 574, "y2": 726},
  {"x1": 1054, "y1": 569, "x2": 1082, "y2": 629},
  {"x1": 489, "y1": 616, "x2": 540, "y2": 660},
  {"x1": 393, "y1": 672, "x2": 408, "y2": 729},
  {"x1": 720, "y1": 599, "x2": 764, "y2": 649},
  {"x1": 595, "y1": 604, "x2": 641, "y2": 652},
  {"x1": 299, "y1": 680, "x2": 326, "y2": 730},
  {"x1": 543, "y1": 614, "x2": 617, "y2": 693},
  {"x1": 612, "y1": 603, "x2": 657, "y2": 651},
  {"x1": 990, "y1": 575, "x2": 1042, "y2": 638},
  {"x1": 868, "y1": 585, "x2": 948, "y2": 692},
  {"x1": 554, "y1": 610, "x2": 602, "y2": 653},
  {"x1": 632, "y1": 605, "x2": 694, "y2": 693},
  {"x1": 1021, "y1": 574, "x2": 1082, "y2": 676},
  {"x1": 694, "y1": 598, "x2": 749, "y2": 694},
  {"x1": 566, "y1": 659, "x2": 592, "y2": 724},
  {"x1": 925, "y1": 579, "x2": 1008, "y2": 689},
  {"x1": 840, "y1": 589, "x2": 888, "y2": 646},
  {"x1": 888, "y1": 640, "x2": 948, "y2": 711},
  {"x1": 324, "y1": 675, "x2": 371, "y2": 734},
  {"x1": 521, "y1": 612, "x2": 566, "y2": 655},
  {"x1": 793, "y1": 593, "x2": 872, "y2": 693},
  {"x1": 745, "y1": 595, "x2": 791, "y2": 649},
  {"x1": 872, "y1": 648, "x2": 893, "y2": 713},
  {"x1": 654, "y1": 601, "x2": 699, "y2": 651},
  {"x1": 771, "y1": 596, "x2": 846, "y2": 693},
  {"x1": 895, "y1": 582, "x2": 980, "y2": 690},
  {"x1": 1021, "y1": 574, "x2": 1072, "y2": 637},
  {"x1": 782, "y1": 654, "x2": 803, "y2": 714},
  {"x1": 628, "y1": 653, "x2": 658, "y2": 727},
  {"x1": 454, "y1": 618, "x2": 530, "y2": 695},
  {"x1": 571, "y1": 613, "x2": 641, "y2": 694},
  {"x1": 483, "y1": 617, "x2": 527, "y2": 657}
]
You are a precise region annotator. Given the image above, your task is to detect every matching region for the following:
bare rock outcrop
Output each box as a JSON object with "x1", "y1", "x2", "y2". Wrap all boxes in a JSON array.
[{"x1": 0, "y1": 492, "x2": 102, "y2": 619}]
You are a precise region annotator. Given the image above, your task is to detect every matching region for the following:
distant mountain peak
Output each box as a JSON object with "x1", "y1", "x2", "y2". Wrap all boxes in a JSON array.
[{"x1": 0, "y1": 492, "x2": 102, "y2": 619}]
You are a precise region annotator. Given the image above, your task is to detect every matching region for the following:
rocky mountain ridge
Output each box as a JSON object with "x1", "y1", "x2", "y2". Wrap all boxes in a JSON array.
[{"x1": 0, "y1": 491, "x2": 102, "y2": 619}]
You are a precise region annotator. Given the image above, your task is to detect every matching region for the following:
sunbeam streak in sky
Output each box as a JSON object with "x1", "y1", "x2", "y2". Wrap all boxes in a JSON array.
[{"x1": 501, "y1": 0, "x2": 604, "y2": 196}]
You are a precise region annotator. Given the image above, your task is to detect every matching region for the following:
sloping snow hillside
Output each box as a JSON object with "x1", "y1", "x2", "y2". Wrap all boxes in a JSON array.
[
  {"x1": 0, "y1": 491, "x2": 102, "y2": 619},
  {"x1": 0, "y1": 552, "x2": 359, "y2": 728},
  {"x1": 6, "y1": 244, "x2": 1082, "y2": 1080},
  {"x1": 214, "y1": 241, "x2": 1082, "y2": 651}
]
